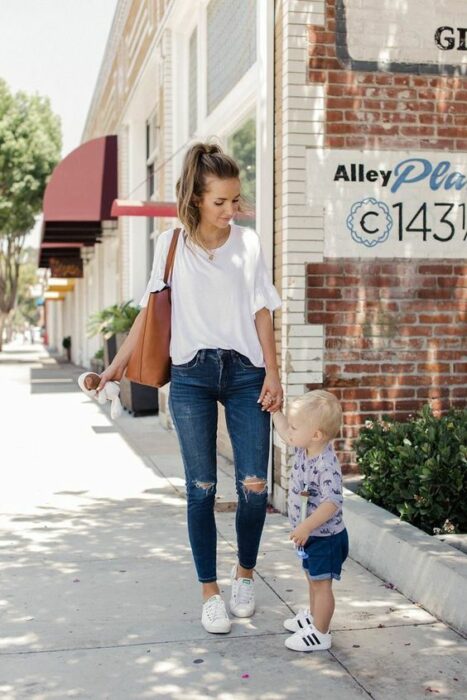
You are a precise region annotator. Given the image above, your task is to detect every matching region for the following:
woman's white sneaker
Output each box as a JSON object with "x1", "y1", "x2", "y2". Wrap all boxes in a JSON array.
[
  {"x1": 283, "y1": 608, "x2": 314, "y2": 633},
  {"x1": 201, "y1": 595, "x2": 231, "y2": 634},
  {"x1": 229, "y1": 564, "x2": 255, "y2": 618},
  {"x1": 285, "y1": 623, "x2": 331, "y2": 652}
]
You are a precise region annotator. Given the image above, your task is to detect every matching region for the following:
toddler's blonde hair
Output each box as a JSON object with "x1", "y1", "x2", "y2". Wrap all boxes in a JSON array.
[{"x1": 290, "y1": 389, "x2": 342, "y2": 440}]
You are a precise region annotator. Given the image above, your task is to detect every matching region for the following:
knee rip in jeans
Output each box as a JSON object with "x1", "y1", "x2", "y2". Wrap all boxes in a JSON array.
[
  {"x1": 241, "y1": 476, "x2": 267, "y2": 500},
  {"x1": 193, "y1": 480, "x2": 216, "y2": 495}
]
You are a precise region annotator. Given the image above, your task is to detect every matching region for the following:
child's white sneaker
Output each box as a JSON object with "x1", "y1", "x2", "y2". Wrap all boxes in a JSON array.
[
  {"x1": 201, "y1": 595, "x2": 231, "y2": 634},
  {"x1": 283, "y1": 608, "x2": 314, "y2": 633},
  {"x1": 229, "y1": 564, "x2": 255, "y2": 617},
  {"x1": 285, "y1": 623, "x2": 331, "y2": 652}
]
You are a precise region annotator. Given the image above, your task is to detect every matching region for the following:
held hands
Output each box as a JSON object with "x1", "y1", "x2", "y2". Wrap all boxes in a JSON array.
[
  {"x1": 290, "y1": 521, "x2": 313, "y2": 547},
  {"x1": 258, "y1": 370, "x2": 283, "y2": 413}
]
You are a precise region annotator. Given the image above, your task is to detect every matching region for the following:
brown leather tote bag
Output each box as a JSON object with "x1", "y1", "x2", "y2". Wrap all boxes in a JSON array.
[{"x1": 125, "y1": 228, "x2": 180, "y2": 387}]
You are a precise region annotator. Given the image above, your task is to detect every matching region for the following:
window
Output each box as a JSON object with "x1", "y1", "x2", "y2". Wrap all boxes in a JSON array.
[
  {"x1": 188, "y1": 28, "x2": 198, "y2": 135},
  {"x1": 207, "y1": 0, "x2": 256, "y2": 114},
  {"x1": 228, "y1": 117, "x2": 256, "y2": 228},
  {"x1": 146, "y1": 110, "x2": 160, "y2": 271}
]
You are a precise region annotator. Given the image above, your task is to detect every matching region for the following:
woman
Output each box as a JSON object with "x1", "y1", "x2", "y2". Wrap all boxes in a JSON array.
[{"x1": 98, "y1": 142, "x2": 282, "y2": 633}]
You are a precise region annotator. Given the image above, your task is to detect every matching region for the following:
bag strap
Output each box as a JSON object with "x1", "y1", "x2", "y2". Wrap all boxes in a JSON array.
[{"x1": 163, "y1": 228, "x2": 181, "y2": 285}]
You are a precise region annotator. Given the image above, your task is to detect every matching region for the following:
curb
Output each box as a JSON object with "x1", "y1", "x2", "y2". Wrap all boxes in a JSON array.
[{"x1": 344, "y1": 487, "x2": 467, "y2": 636}]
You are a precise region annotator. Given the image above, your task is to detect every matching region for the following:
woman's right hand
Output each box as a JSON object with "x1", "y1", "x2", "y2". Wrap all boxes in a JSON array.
[{"x1": 97, "y1": 363, "x2": 125, "y2": 392}]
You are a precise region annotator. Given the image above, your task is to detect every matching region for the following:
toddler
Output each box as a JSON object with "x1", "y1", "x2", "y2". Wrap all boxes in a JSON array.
[{"x1": 272, "y1": 389, "x2": 349, "y2": 652}]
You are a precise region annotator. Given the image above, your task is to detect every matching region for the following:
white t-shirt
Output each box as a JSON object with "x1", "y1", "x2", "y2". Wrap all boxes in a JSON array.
[{"x1": 140, "y1": 224, "x2": 281, "y2": 366}]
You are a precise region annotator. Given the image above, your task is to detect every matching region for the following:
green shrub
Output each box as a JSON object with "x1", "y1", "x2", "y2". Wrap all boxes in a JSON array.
[{"x1": 355, "y1": 404, "x2": 467, "y2": 535}]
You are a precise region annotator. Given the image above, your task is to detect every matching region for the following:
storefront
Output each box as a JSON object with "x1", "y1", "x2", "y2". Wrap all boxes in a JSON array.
[{"x1": 40, "y1": 0, "x2": 466, "y2": 513}]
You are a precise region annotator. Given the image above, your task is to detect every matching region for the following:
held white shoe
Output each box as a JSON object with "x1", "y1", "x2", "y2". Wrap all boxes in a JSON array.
[
  {"x1": 229, "y1": 564, "x2": 256, "y2": 618},
  {"x1": 201, "y1": 595, "x2": 231, "y2": 634},
  {"x1": 285, "y1": 623, "x2": 332, "y2": 652},
  {"x1": 283, "y1": 608, "x2": 314, "y2": 633}
]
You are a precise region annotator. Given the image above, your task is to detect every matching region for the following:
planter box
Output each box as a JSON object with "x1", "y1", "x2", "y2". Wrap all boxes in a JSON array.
[
  {"x1": 119, "y1": 375, "x2": 158, "y2": 417},
  {"x1": 344, "y1": 488, "x2": 467, "y2": 635},
  {"x1": 103, "y1": 333, "x2": 128, "y2": 367}
]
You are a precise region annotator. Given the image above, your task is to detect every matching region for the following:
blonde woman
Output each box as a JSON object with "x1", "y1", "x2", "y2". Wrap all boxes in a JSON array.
[{"x1": 98, "y1": 142, "x2": 282, "y2": 633}]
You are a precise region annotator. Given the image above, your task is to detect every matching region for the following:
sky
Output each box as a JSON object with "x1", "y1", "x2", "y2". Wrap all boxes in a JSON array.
[{"x1": 0, "y1": 0, "x2": 119, "y2": 246}]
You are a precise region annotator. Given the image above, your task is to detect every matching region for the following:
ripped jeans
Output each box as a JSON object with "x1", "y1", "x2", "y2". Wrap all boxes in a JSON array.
[{"x1": 169, "y1": 349, "x2": 270, "y2": 583}]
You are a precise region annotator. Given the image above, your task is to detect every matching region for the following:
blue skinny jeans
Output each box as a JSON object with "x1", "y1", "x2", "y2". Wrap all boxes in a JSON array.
[{"x1": 169, "y1": 349, "x2": 270, "y2": 583}]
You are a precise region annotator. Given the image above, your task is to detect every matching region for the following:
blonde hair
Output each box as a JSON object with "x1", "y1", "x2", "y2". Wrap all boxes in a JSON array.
[
  {"x1": 290, "y1": 390, "x2": 342, "y2": 440},
  {"x1": 176, "y1": 141, "x2": 242, "y2": 250}
]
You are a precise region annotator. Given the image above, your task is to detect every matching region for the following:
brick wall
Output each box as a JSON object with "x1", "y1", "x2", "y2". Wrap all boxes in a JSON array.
[
  {"x1": 310, "y1": 1, "x2": 467, "y2": 151},
  {"x1": 304, "y1": 0, "x2": 467, "y2": 472},
  {"x1": 307, "y1": 260, "x2": 467, "y2": 470}
]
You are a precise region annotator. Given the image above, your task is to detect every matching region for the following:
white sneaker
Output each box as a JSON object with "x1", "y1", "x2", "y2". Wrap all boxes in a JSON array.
[
  {"x1": 285, "y1": 623, "x2": 331, "y2": 652},
  {"x1": 229, "y1": 564, "x2": 255, "y2": 618},
  {"x1": 283, "y1": 608, "x2": 314, "y2": 633},
  {"x1": 201, "y1": 595, "x2": 231, "y2": 634}
]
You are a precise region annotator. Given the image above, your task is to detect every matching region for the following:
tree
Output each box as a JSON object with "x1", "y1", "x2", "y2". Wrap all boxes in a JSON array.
[
  {"x1": 0, "y1": 79, "x2": 61, "y2": 349},
  {"x1": 8, "y1": 250, "x2": 42, "y2": 340}
]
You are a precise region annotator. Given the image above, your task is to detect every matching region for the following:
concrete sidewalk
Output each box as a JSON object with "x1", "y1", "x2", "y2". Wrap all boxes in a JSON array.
[{"x1": 0, "y1": 343, "x2": 466, "y2": 700}]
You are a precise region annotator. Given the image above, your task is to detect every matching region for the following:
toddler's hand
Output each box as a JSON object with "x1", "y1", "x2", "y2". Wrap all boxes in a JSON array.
[{"x1": 290, "y1": 522, "x2": 312, "y2": 547}]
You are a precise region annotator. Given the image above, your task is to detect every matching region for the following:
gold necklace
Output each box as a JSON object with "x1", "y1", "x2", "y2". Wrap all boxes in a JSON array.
[{"x1": 197, "y1": 229, "x2": 229, "y2": 261}]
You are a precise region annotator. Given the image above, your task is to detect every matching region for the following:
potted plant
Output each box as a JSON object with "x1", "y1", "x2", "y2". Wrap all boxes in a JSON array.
[
  {"x1": 87, "y1": 301, "x2": 140, "y2": 366},
  {"x1": 62, "y1": 336, "x2": 71, "y2": 362},
  {"x1": 87, "y1": 301, "x2": 158, "y2": 416}
]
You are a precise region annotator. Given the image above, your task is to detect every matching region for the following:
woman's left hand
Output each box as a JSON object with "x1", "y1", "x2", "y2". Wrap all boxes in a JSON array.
[{"x1": 258, "y1": 370, "x2": 283, "y2": 413}]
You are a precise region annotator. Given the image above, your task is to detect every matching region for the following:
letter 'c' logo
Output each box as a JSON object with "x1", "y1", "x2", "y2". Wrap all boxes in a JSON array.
[{"x1": 346, "y1": 198, "x2": 393, "y2": 248}]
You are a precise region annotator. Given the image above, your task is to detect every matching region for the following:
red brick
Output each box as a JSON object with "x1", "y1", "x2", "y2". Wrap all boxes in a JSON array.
[
  {"x1": 343, "y1": 363, "x2": 381, "y2": 373},
  {"x1": 394, "y1": 400, "x2": 423, "y2": 412},
  {"x1": 325, "y1": 301, "x2": 357, "y2": 311},
  {"x1": 398, "y1": 326, "x2": 432, "y2": 337},
  {"x1": 433, "y1": 350, "x2": 464, "y2": 360},
  {"x1": 360, "y1": 400, "x2": 394, "y2": 412},
  {"x1": 435, "y1": 325, "x2": 466, "y2": 336},
  {"x1": 438, "y1": 276, "x2": 466, "y2": 288},
  {"x1": 327, "y1": 84, "x2": 347, "y2": 97},
  {"x1": 364, "y1": 375, "x2": 398, "y2": 387},
  {"x1": 380, "y1": 388, "x2": 416, "y2": 399},
  {"x1": 454, "y1": 363, "x2": 467, "y2": 373},
  {"x1": 417, "y1": 289, "x2": 454, "y2": 299},
  {"x1": 375, "y1": 74, "x2": 394, "y2": 86},
  {"x1": 307, "y1": 276, "x2": 325, "y2": 287},
  {"x1": 326, "y1": 275, "x2": 359, "y2": 287},
  {"x1": 452, "y1": 387, "x2": 467, "y2": 398},
  {"x1": 327, "y1": 110, "x2": 344, "y2": 122},
  {"x1": 417, "y1": 363, "x2": 451, "y2": 373},
  {"x1": 398, "y1": 375, "x2": 439, "y2": 386},
  {"x1": 394, "y1": 75, "x2": 411, "y2": 86},
  {"x1": 307, "y1": 300, "x2": 325, "y2": 311},
  {"x1": 401, "y1": 126, "x2": 435, "y2": 137},
  {"x1": 410, "y1": 301, "x2": 460, "y2": 311},
  {"x1": 341, "y1": 401, "x2": 358, "y2": 412},
  {"x1": 308, "y1": 312, "x2": 333, "y2": 324},
  {"x1": 326, "y1": 325, "x2": 361, "y2": 336},
  {"x1": 417, "y1": 387, "x2": 451, "y2": 399},
  {"x1": 381, "y1": 363, "x2": 415, "y2": 374},
  {"x1": 308, "y1": 263, "x2": 343, "y2": 275},
  {"x1": 325, "y1": 136, "x2": 346, "y2": 148},
  {"x1": 418, "y1": 314, "x2": 454, "y2": 324},
  {"x1": 418, "y1": 264, "x2": 453, "y2": 274},
  {"x1": 315, "y1": 289, "x2": 343, "y2": 299}
]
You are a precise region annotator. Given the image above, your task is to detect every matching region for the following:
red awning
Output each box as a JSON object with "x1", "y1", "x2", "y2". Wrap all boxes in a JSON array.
[
  {"x1": 40, "y1": 135, "x2": 118, "y2": 268},
  {"x1": 111, "y1": 199, "x2": 177, "y2": 218}
]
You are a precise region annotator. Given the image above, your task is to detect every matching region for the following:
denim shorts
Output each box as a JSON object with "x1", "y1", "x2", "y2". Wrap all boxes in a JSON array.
[{"x1": 302, "y1": 528, "x2": 349, "y2": 581}]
